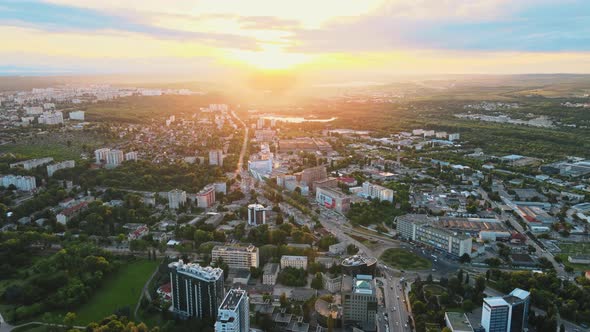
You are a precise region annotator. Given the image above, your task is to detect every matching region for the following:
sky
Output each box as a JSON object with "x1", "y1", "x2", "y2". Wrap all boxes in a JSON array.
[{"x1": 1, "y1": 0, "x2": 590, "y2": 80}]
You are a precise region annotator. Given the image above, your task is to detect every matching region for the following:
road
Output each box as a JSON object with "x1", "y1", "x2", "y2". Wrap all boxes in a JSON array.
[
  {"x1": 478, "y1": 188, "x2": 567, "y2": 278},
  {"x1": 231, "y1": 110, "x2": 249, "y2": 178},
  {"x1": 380, "y1": 270, "x2": 411, "y2": 332}
]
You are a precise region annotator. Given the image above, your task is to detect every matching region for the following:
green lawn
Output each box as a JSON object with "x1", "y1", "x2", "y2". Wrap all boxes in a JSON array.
[
  {"x1": 423, "y1": 284, "x2": 447, "y2": 296},
  {"x1": 74, "y1": 260, "x2": 158, "y2": 325},
  {"x1": 559, "y1": 242, "x2": 590, "y2": 255},
  {"x1": 556, "y1": 254, "x2": 590, "y2": 272},
  {"x1": 380, "y1": 248, "x2": 432, "y2": 270},
  {"x1": 0, "y1": 143, "x2": 81, "y2": 161}
]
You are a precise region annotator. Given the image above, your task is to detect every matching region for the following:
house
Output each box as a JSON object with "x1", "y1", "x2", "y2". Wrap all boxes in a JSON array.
[
  {"x1": 56, "y1": 202, "x2": 88, "y2": 225},
  {"x1": 128, "y1": 225, "x2": 149, "y2": 240}
]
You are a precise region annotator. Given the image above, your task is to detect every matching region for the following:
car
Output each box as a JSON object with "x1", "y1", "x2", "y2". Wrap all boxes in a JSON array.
[
  {"x1": 405, "y1": 324, "x2": 408, "y2": 328},
  {"x1": 394, "y1": 307, "x2": 397, "y2": 311},
  {"x1": 397, "y1": 296, "x2": 399, "y2": 299}
]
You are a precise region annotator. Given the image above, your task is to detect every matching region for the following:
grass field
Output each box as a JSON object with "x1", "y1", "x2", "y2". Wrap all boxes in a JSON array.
[
  {"x1": 0, "y1": 143, "x2": 81, "y2": 160},
  {"x1": 380, "y1": 248, "x2": 432, "y2": 270},
  {"x1": 559, "y1": 242, "x2": 590, "y2": 255},
  {"x1": 74, "y1": 260, "x2": 158, "y2": 325},
  {"x1": 423, "y1": 284, "x2": 447, "y2": 296}
]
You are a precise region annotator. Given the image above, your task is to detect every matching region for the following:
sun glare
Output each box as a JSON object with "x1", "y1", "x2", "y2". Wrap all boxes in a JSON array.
[{"x1": 229, "y1": 45, "x2": 313, "y2": 70}]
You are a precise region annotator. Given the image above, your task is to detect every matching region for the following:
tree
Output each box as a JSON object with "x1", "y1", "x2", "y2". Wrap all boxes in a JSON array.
[
  {"x1": 462, "y1": 299, "x2": 475, "y2": 312},
  {"x1": 63, "y1": 312, "x2": 76, "y2": 328},
  {"x1": 280, "y1": 292, "x2": 288, "y2": 308},
  {"x1": 311, "y1": 273, "x2": 323, "y2": 290},
  {"x1": 459, "y1": 253, "x2": 471, "y2": 263}
]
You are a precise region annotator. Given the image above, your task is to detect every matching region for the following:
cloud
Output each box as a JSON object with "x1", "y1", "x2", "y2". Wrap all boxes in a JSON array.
[{"x1": 0, "y1": 1, "x2": 260, "y2": 50}]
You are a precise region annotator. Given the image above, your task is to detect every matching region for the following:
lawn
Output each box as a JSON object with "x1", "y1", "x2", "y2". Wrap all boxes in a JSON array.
[
  {"x1": 556, "y1": 254, "x2": 590, "y2": 272},
  {"x1": 559, "y1": 242, "x2": 590, "y2": 255},
  {"x1": 380, "y1": 248, "x2": 432, "y2": 270},
  {"x1": 0, "y1": 143, "x2": 81, "y2": 161},
  {"x1": 423, "y1": 284, "x2": 447, "y2": 296},
  {"x1": 74, "y1": 259, "x2": 158, "y2": 325}
]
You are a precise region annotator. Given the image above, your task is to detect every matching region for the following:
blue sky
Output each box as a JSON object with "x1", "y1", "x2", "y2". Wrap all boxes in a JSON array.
[{"x1": 1, "y1": 0, "x2": 590, "y2": 76}]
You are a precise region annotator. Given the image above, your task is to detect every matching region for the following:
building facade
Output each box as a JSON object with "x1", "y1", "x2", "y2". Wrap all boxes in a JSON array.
[
  {"x1": 215, "y1": 288, "x2": 250, "y2": 332},
  {"x1": 94, "y1": 148, "x2": 110, "y2": 163},
  {"x1": 197, "y1": 185, "x2": 216, "y2": 208},
  {"x1": 169, "y1": 260, "x2": 224, "y2": 320},
  {"x1": 212, "y1": 245, "x2": 259, "y2": 269},
  {"x1": 481, "y1": 288, "x2": 530, "y2": 332},
  {"x1": 361, "y1": 181, "x2": 394, "y2": 203},
  {"x1": 262, "y1": 263, "x2": 280, "y2": 285},
  {"x1": 247, "y1": 204, "x2": 266, "y2": 226},
  {"x1": 280, "y1": 255, "x2": 308, "y2": 270},
  {"x1": 47, "y1": 160, "x2": 75, "y2": 177},
  {"x1": 397, "y1": 214, "x2": 472, "y2": 257},
  {"x1": 316, "y1": 187, "x2": 351, "y2": 214},
  {"x1": 209, "y1": 149, "x2": 224, "y2": 166},
  {"x1": 342, "y1": 275, "x2": 378, "y2": 331},
  {"x1": 106, "y1": 149, "x2": 124, "y2": 167},
  {"x1": 0, "y1": 175, "x2": 36, "y2": 191},
  {"x1": 168, "y1": 189, "x2": 187, "y2": 209}
]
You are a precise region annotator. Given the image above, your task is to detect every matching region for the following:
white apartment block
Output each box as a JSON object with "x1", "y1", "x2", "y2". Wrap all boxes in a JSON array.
[
  {"x1": 106, "y1": 149, "x2": 124, "y2": 167},
  {"x1": 125, "y1": 151, "x2": 138, "y2": 161},
  {"x1": 212, "y1": 245, "x2": 259, "y2": 269},
  {"x1": 209, "y1": 149, "x2": 224, "y2": 166},
  {"x1": 280, "y1": 255, "x2": 308, "y2": 270},
  {"x1": 94, "y1": 148, "x2": 110, "y2": 163},
  {"x1": 362, "y1": 182, "x2": 394, "y2": 203},
  {"x1": 215, "y1": 288, "x2": 250, "y2": 332},
  {"x1": 47, "y1": 160, "x2": 75, "y2": 177},
  {"x1": 1, "y1": 175, "x2": 36, "y2": 191},
  {"x1": 38, "y1": 111, "x2": 64, "y2": 125},
  {"x1": 68, "y1": 111, "x2": 85, "y2": 120},
  {"x1": 10, "y1": 157, "x2": 54, "y2": 170},
  {"x1": 168, "y1": 189, "x2": 187, "y2": 209}
]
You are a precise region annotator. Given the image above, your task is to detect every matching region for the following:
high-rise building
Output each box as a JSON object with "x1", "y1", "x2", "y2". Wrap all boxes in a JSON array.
[
  {"x1": 342, "y1": 274, "x2": 378, "y2": 331},
  {"x1": 361, "y1": 181, "x2": 394, "y2": 202},
  {"x1": 196, "y1": 185, "x2": 216, "y2": 208},
  {"x1": 168, "y1": 189, "x2": 187, "y2": 209},
  {"x1": 247, "y1": 204, "x2": 266, "y2": 226},
  {"x1": 47, "y1": 160, "x2": 75, "y2": 177},
  {"x1": 169, "y1": 260, "x2": 224, "y2": 320},
  {"x1": 481, "y1": 288, "x2": 530, "y2": 332},
  {"x1": 94, "y1": 148, "x2": 110, "y2": 163},
  {"x1": 209, "y1": 149, "x2": 224, "y2": 166},
  {"x1": 212, "y1": 245, "x2": 259, "y2": 269},
  {"x1": 214, "y1": 288, "x2": 250, "y2": 332},
  {"x1": 256, "y1": 118, "x2": 265, "y2": 129},
  {"x1": 106, "y1": 149, "x2": 124, "y2": 167},
  {"x1": 125, "y1": 151, "x2": 138, "y2": 161}
]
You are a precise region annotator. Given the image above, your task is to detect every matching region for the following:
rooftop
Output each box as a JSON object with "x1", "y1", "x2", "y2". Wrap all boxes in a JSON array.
[
  {"x1": 445, "y1": 312, "x2": 474, "y2": 332},
  {"x1": 341, "y1": 255, "x2": 377, "y2": 267},
  {"x1": 219, "y1": 288, "x2": 247, "y2": 311},
  {"x1": 484, "y1": 297, "x2": 509, "y2": 307},
  {"x1": 213, "y1": 244, "x2": 258, "y2": 253},
  {"x1": 169, "y1": 260, "x2": 223, "y2": 281}
]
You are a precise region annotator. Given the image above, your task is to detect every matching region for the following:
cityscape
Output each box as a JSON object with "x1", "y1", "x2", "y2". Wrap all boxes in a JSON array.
[{"x1": 1, "y1": 1, "x2": 590, "y2": 332}]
